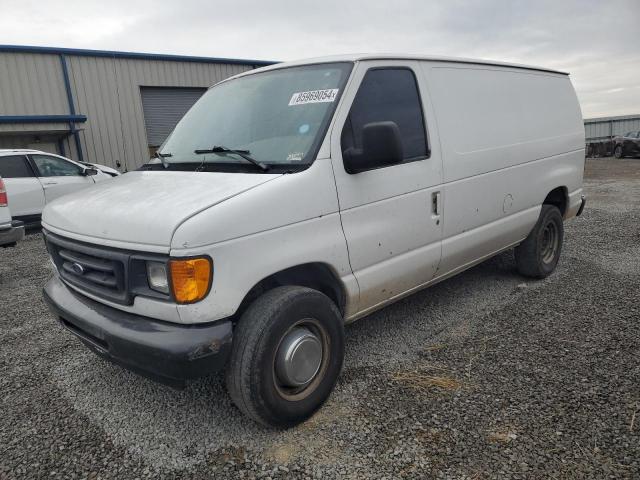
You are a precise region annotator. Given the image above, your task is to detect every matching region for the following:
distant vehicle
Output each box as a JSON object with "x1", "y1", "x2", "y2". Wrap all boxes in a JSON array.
[
  {"x1": 42, "y1": 54, "x2": 586, "y2": 428},
  {"x1": 76, "y1": 160, "x2": 120, "y2": 177},
  {"x1": 0, "y1": 150, "x2": 118, "y2": 226},
  {"x1": 0, "y1": 176, "x2": 25, "y2": 247},
  {"x1": 612, "y1": 131, "x2": 640, "y2": 158}
]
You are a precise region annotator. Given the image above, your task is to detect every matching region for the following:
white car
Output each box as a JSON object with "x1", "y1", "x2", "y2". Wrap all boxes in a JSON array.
[
  {"x1": 42, "y1": 54, "x2": 586, "y2": 427},
  {"x1": 0, "y1": 149, "x2": 118, "y2": 226},
  {"x1": 0, "y1": 176, "x2": 25, "y2": 247}
]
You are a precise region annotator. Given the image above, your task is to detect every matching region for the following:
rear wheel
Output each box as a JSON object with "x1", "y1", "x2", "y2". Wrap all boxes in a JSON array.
[
  {"x1": 514, "y1": 205, "x2": 564, "y2": 278},
  {"x1": 226, "y1": 286, "x2": 344, "y2": 428},
  {"x1": 614, "y1": 145, "x2": 623, "y2": 158}
]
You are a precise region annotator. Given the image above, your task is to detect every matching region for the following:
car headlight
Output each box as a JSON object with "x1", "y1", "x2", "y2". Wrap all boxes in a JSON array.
[{"x1": 146, "y1": 261, "x2": 169, "y2": 294}]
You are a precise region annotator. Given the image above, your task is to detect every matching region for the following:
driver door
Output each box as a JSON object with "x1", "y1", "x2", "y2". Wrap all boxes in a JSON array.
[
  {"x1": 330, "y1": 60, "x2": 444, "y2": 315},
  {"x1": 29, "y1": 154, "x2": 95, "y2": 203}
]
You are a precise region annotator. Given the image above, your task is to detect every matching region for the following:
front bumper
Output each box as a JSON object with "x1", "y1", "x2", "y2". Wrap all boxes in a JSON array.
[
  {"x1": 0, "y1": 220, "x2": 25, "y2": 247},
  {"x1": 43, "y1": 275, "x2": 233, "y2": 388}
]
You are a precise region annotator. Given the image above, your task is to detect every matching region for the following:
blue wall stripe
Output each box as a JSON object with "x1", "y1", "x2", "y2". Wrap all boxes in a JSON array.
[
  {"x1": 0, "y1": 115, "x2": 87, "y2": 124},
  {"x1": 58, "y1": 54, "x2": 84, "y2": 162},
  {"x1": 57, "y1": 138, "x2": 66, "y2": 156},
  {"x1": 59, "y1": 54, "x2": 76, "y2": 115}
]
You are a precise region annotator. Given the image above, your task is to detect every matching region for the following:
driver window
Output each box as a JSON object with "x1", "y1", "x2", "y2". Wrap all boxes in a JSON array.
[
  {"x1": 341, "y1": 68, "x2": 428, "y2": 170},
  {"x1": 32, "y1": 155, "x2": 82, "y2": 177}
]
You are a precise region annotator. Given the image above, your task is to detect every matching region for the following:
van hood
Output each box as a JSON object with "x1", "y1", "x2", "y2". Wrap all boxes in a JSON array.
[{"x1": 42, "y1": 171, "x2": 281, "y2": 249}]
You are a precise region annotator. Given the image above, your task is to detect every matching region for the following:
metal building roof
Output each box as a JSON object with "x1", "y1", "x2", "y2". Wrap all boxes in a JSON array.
[
  {"x1": 584, "y1": 114, "x2": 640, "y2": 123},
  {"x1": 0, "y1": 44, "x2": 276, "y2": 67}
]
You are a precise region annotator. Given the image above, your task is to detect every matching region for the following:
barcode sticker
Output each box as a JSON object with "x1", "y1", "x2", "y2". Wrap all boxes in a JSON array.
[{"x1": 289, "y1": 89, "x2": 339, "y2": 106}]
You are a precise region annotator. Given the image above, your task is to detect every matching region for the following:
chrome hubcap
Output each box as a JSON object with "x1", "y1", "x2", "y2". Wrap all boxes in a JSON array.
[
  {"x1": 275, "y1": 327, "x2": 323, "y2": 387},
  {"x1": 541, "y1": 221, "x2": 559, "y2": 264}
]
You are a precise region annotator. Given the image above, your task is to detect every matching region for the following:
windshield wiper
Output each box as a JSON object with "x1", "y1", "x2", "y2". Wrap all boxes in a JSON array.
[
  {"x1": 194, "y1": 146, "x2": 269, "y2": 172},
  {"x1": 154, "y1": 151, "x2": 172, "y2": 169}
]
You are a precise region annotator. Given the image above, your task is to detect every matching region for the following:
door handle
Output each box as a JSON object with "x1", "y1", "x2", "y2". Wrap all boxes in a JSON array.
[
  {"x1": 43, "y1": 181, "x2": 58, "y2": 186},
  {"x1": 432, "y1": 192, "x2": 441, "y2": 216}
]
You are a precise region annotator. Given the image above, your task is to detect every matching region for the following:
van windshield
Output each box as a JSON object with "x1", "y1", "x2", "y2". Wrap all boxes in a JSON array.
[{"x1": 157, "y1": 62, "x2": 352, "y2": 171}]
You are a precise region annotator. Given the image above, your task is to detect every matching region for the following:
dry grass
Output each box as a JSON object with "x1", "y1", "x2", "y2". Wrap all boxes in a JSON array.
[
  {"x1": 266, "y1": 443, "x2": 297, "y2": 464},
  {"x1": 393, "y1": 371, "x2": 463, "y2": 392},
  {"x1": 487, "y1": 430, "x2": 518, "y2": 444},
  {"x1": 424, "y1": 343, "x2": 447, "y2": 352},
  {"x1": 218, "y1": 446, "x2": 247, "y2": 464}
]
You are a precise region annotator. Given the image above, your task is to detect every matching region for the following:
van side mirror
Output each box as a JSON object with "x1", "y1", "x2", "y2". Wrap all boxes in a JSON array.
[
  {"x1": 83, "y1": 168, "x2": 98, "y2": 176},
  {"x1": 343, "y1": 121, "x2": 404, "y2": 174}
]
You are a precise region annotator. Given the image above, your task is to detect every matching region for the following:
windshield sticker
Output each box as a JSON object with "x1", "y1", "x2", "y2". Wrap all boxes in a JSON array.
[
  {"x1": 286, "y1": 152, "x2": 304, "y2": 162},
  {"x1": 289, "y1": 89, "x2": 339, "y2": 106}
]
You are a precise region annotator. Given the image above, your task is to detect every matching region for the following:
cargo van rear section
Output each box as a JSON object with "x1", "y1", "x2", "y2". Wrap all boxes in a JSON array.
[{"x1": 423, "y1": 61, "x2": 585, "y2": 277}]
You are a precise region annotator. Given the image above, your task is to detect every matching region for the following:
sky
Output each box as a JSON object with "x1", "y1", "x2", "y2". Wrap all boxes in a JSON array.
[{"x1": 0, "y1": 0, "x2": 638, "y2": 118}]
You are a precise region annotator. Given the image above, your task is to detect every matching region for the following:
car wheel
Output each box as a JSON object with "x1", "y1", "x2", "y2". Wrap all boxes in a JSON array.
[
  {"x1": 514, "y1": 205, "x2": 564, "y2": 279},
  {"x1": 614, "y1": 145, "x2": 623, "y2": 158},
  {"x1": 226, "y1": 286, "x2": 344, "y2": 428}
]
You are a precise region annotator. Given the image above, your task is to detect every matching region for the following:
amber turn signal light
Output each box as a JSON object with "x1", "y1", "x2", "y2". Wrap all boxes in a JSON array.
[{"x1": 169, "y1": 257, "x2": 212, "y2": 304}]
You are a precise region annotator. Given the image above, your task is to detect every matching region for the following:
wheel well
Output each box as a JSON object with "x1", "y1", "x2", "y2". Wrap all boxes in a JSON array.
[
  {"x1": 543, "y1": 187, "x2": 568, "y2": 217},
  {"x1": 235, "y1": 263, "x2": 346, "y2": 320}
]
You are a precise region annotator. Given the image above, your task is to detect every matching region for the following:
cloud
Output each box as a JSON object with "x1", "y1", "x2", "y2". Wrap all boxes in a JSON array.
[{"x1": 0, "y1": 0, "x2": 638, "y2": 117}]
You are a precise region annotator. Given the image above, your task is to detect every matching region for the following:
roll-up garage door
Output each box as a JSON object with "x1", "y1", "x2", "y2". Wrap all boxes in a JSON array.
[{"x1": 140, "y1": 87, "x2": 206, "y2": 147}]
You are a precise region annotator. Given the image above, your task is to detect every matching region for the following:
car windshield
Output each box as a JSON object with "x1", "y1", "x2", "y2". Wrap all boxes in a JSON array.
[{"x1": 157, "y1": 62, "x2": 352, "y2": 169}]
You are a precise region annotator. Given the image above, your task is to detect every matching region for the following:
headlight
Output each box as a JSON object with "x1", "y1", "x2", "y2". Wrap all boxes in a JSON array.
[
  {"x1": 146, "y1": 261, "x2": 169, "y2": 294},
  {"x1": 169, "y1": 257, "x2": 212, "y2": 304}
]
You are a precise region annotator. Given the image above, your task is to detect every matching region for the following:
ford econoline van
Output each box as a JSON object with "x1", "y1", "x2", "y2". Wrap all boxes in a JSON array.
[{"x1": 42, "y1": 54, "x2": 586, "y2": 427}]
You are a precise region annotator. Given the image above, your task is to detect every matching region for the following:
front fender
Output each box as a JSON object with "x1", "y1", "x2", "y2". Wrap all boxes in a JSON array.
[{"x1": 172, "y1": 213, "x2": 358, "y2": 324}]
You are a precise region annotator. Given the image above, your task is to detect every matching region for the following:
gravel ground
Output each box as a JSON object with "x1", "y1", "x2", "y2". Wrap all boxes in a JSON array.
[{"x1": 1, "y1": 157, "x2": 638, "y2": 479}]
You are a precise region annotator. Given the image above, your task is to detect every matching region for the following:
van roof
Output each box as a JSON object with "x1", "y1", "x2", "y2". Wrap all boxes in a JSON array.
[{"x1": 242, "y1": 53, "x2": 568, "y2": 77}]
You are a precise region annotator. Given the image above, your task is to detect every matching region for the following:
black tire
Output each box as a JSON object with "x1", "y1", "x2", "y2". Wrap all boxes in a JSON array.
[
  {"x1": 614, "y1": 145, "x2": 623, "y2": 158},
  {"x1": 514, "y1": 205, "x2": 564, "y2": 279},
  {"x1": 226, "y1": 286, "x2": 344, "y2": 428}
]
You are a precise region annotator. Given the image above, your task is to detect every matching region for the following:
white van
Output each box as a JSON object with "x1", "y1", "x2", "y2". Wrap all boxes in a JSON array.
[{"x1": 42, "y1": 54, "x2": 586, "y2": 427}]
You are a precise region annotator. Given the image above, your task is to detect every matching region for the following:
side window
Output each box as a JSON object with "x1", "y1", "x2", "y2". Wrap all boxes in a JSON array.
[
  {"x1": 32, "y1": 155, "x2": 82, "y2": 177},
  {"x1": 341, "y1": 68, "x2": 428, "y2": 169},
  {"x1": 0, "y1": 155, "x2": 34, "y2": 178}
]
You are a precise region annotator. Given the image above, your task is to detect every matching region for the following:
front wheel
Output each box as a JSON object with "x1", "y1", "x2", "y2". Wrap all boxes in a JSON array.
[
  {"x1": 514, "y1": 205, "x2": 564, "y2": 279},
  {"x1": 614, "y1": 145, "x2": 623, "y2": 158},
  {"x1": 226, "y1": 286, "x2": 345, "y2": 428}
]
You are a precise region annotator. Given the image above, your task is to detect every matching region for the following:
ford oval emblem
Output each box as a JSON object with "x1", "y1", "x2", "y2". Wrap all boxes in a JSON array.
[{"x1": 71, "y1": 262, "x2": 85, "y2": 275}]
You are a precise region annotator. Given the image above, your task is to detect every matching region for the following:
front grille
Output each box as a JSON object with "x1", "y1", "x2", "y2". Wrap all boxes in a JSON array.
[{"x1": 44, "y1": 232, "x2": 130, "y2": 304}]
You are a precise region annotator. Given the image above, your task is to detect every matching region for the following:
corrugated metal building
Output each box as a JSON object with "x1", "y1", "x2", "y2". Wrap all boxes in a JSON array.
[
  {"x1": 584, "y1": 114, "x2": 640, "y2": 142},
  {"x1": 0, "y1": 45, "x2": 274, "y2": 171}
]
